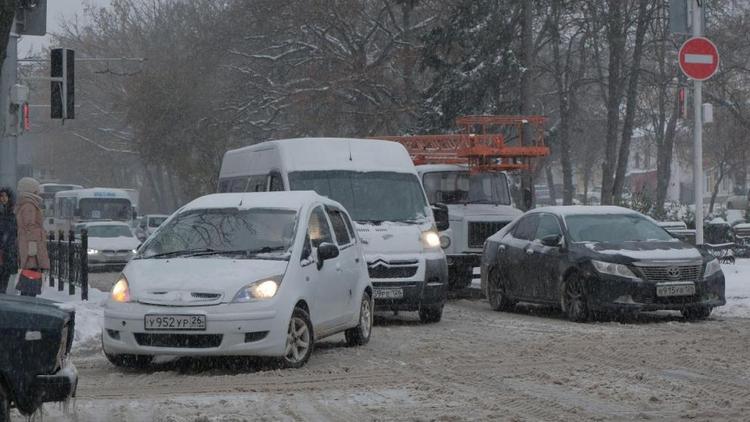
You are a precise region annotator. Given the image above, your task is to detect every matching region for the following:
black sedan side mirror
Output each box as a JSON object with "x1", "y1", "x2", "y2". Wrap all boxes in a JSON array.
[
  {"x1": 317, "y1": 242, "x2": 340, "y2": 270},
  {"x1": 541, "y1": 234, "x2": 563, "y2": 247},
  {"x1": 432, "y1": 203, "x2": 450, "y2": 231}
]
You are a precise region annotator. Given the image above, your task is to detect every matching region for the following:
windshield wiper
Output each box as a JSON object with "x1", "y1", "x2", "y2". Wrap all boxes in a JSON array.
[
  {"x1": 245, "y1": 246, "x2": 287, "y2": 255},
  {"x1": 144, "y1": 248, "x2": 230, "y2": 259}
]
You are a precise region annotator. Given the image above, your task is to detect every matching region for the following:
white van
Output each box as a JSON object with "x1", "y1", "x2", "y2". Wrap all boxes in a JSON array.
[
  {"x1": 219, "y1": 138, "x2": 448, "y2": 322},
  {"x1": 53, "y1": 188, "x2": 136, "y2": 232},
  {"x1": 40, "y1": 183, "x2": 84, "y2": 231}
]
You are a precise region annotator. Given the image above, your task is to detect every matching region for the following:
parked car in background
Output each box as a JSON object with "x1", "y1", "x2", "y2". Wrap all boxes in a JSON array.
[
  {"x1": 134, "y1": 214, "x2": 170, "y2": 242},
  {"x1": 76, "y1": 221, "x2": 141, "y2": 272},
  {"x1": 0, "y1": 295, "x2": 77, "y2": 419},
  {"x1": 102, "y1": 192, "x2": 373, "y2": 369},
  {"x1": 480, "y1": 206, "x2": 725, "y2": 322},
  {"x1": 657, "y1": 221, "x2": 696, "y2": 245},
  {"x1": 725, "y1": 190, "x2": 748, "y2": 210}
]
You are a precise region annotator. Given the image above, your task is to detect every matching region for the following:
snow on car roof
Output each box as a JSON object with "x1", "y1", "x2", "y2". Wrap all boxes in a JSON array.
[
  {"x1": 416, "y1": 164, "x2": 470, "y2": 173},
  {"x1": 531, "y1": 205, "x2": 640, "y2": 216},
  {"x1": 227, "y1": 138, "x2": 417, "y2": 174},
  {"x1": 181, "y1": 191, "x2": 341, "y2": 212},
  {"x1": 76, "y1": 221, "x2": 132, "y2": 227}
]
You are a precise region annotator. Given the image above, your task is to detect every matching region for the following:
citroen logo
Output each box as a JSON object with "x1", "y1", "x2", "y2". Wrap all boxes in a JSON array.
[
  {"x1": 368, "y1": 259, "x2": 388, "y2": 269},
  {"x1": 666, "y1": 267, "x2": 681, "y2": 279}
]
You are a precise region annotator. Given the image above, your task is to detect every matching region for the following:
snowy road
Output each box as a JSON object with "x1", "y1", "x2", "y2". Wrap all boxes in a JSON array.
[{"x1": 35, "y1": 298, "x2": 750, "y2": 421}]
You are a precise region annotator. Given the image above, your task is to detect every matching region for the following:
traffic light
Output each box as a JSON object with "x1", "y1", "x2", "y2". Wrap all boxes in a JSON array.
[{"x1": 51, "y1": 48, "x2": 74, "y2": 119}]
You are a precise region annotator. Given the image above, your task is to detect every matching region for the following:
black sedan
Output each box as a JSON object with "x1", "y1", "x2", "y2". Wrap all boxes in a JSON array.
[
  {"x1": 480, "y1": 206, "x2": 726, "y2": 322},
  {"x1": 0, "y1": 295, "x2": 77, "y2": 420}
]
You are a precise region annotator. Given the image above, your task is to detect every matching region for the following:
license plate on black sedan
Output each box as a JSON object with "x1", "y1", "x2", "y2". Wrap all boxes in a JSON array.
[
  {"x1": 656, "y1": 282, "x2": 696, "y2": 297},
  {"x1": 144, "y1": 314, "x2": 206, "y2": 331}
]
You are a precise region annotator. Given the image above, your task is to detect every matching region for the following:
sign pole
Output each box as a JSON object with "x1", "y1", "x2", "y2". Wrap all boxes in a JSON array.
[{"x1": 693, "y1": 1, "x2": 704, "y2": 245}]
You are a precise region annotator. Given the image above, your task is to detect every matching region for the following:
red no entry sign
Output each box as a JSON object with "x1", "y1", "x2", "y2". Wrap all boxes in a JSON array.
[{"x1": 679, "y1": 37, "x2": 719, "y2": 81}]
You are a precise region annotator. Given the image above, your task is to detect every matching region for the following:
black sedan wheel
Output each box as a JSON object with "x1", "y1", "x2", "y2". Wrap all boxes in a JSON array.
[
  {"x1": 682, "y1": 306, "x2": 712, "y2": 321},
  {"x1": 562, "y1": 274, "x2": 590, "y2": 322},
  {"x1": 487, "y1": 268, "x2": 515, "y2": 312},
  {"x1": 0, "y1": 381, "x2": 10, "y2": 422}
]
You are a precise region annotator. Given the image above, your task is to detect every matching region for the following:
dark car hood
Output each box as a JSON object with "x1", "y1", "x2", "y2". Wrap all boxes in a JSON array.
[
  {"x1": 0, "y1": 295, "x2": 73, "y2": 330},
  {"x1": 575, "y1": 240, "x2": 704, "y2": 263}
]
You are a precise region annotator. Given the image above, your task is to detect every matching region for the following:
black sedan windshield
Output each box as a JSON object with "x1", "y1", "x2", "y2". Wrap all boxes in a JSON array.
[
  {"x1": 139, "y1": 208, "x2": 297, "y2": 259},
  {"x1": 565, "y1": 214, "x2": 675, "y2": 243}
]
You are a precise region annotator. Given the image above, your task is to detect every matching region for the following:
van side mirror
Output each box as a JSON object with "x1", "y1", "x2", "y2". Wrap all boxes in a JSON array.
[
  {"x1": 432, "y1": 203, "x2": 450, "y2": 231},
  {"x1": 541, "y1": 234, "x2": 562, "y2": 247},
  {"x1": 316, "y1": 243, "x2": 340, "y2": 270}
]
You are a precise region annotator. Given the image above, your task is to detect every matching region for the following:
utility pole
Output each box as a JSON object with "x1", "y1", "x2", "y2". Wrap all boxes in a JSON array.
[
  {"x1": 0, "y1": 20, "x2": 18, "y2": 188},
  {"x1": 692, "y1": 1, "x2": 703, "y2": 245}
]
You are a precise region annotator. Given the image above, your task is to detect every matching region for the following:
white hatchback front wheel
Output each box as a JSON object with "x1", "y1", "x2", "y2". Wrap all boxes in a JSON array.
[{"x1": 282, "y1": 307, "x2": 313, "y2": 368}]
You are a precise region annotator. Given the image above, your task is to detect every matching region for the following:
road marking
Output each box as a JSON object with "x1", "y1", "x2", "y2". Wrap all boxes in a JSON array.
[{"x1": 685, "y1": 54, "x2": 714, "y2": 64}]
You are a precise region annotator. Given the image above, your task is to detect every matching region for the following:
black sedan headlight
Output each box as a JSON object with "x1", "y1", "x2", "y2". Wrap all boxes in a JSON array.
[{"x1": 591, "y1": 260, "x2": 641, "y2": 280}]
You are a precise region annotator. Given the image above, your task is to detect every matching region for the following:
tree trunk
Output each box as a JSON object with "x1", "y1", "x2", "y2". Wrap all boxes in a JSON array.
[
  {"x1": 546, "y1": 165, "x2": 557, "y2": 204},
  {"x1": 655, "y1": 94, "x2": 680, "y2": 217},
  {"x1": 709, "y1": 165, "x2": 725, "y2": 215},
  {"x1": 600, "y1": 1, "x2": 626, "y2": 205},
  {"x1": 519, "y1": 0, "x2": 535, "y2": 209},
  {"x1": 612, "y1": 0, "x2": 651, "y2": 203},
  {"x1": 0, "y1": 1, "x2": 14, "y2": 67}
]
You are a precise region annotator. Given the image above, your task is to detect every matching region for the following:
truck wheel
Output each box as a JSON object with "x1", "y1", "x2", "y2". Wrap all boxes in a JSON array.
[
  {"x1": 345, "y1": 292, "x2": 373, "y2": 346},
  {"x1": 0, "y1": 381, "x2": 10, "y2": 422},
  {"x1": 105, "y1": 353, "x2": 153, "y2": 369},
  {"x1": 419, "y1": 305, "x2": 443, "y2": 323}
]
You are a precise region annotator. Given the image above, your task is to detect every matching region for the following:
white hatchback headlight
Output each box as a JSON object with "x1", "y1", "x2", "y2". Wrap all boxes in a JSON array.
[
  {"x1": 232, "y1": 277, "x2": 281, "y2": 303},
  {"x1": 591, "y1": 260, "x2": 640, "y2": 280},
  {"x1": 111, "y1": 275, "x2": 131, "y2": 303},
  {"x1": 704, "y1": 259, "x2": 721, "y2": 279}
]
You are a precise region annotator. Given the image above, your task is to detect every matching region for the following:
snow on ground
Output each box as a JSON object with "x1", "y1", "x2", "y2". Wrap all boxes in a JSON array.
[
  {"x1": 714, "y1": 260, "x2": 750, "y2": 318},
  {"x1": 40, "y1": 284, "x2": 108, "y2": 356}
]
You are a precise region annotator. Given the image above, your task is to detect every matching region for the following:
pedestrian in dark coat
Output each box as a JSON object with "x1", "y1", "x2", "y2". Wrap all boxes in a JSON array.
[{"x1": 0, "y1": 186, "x2": 18, "y2": 294}]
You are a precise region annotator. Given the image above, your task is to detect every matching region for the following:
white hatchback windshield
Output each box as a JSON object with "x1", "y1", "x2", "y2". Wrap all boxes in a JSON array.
[{"x1": 138, "y1": 208, "x2": 297, "y2": 260}]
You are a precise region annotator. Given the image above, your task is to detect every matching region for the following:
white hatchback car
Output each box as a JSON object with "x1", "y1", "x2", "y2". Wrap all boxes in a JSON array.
[{"x1": 102, "y1": 191, "x2": 373, "y2": 368}]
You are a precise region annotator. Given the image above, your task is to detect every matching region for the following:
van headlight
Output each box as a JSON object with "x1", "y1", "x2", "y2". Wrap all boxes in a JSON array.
[
  {"x1": 111, "y1": 275, "x2": 131, "y2": 303},
  {"x1": 704, "y1": 259, "x2": 721, "y2": 279},
  {"x1": 422, "y1": 231, "x2": 441, "y2": 249},
  {"x1": 232, "y1": 277, "x2": 281, "y2": 302},
  {"x1": 591, "y1": 260, "x2": 640, "y2": 280},
  {"x1": 87, "y1": 248, "x2": 100, "y2": 255}
]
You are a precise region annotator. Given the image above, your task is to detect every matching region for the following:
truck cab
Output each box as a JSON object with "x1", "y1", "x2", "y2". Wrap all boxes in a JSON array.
[{"x1": 417, "y1": 164, "x2": 522, "y2": 288}]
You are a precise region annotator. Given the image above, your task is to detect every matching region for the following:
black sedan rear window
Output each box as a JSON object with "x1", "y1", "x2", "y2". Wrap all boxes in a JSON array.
[{"x1": 565, "y1": 214, "x2": 675, "y2": 243}]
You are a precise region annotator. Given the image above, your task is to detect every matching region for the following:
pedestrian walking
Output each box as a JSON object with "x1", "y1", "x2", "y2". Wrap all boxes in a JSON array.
[
  {"x1": 14, "y1": 177, "x2": 49, "y2": 297},
  {"x1": 0, "y1": 187, "x2": 18, "y2": 294}
]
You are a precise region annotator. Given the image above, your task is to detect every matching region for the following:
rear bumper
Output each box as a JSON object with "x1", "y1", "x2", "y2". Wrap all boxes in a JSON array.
[
  {"x1": 586, "y1": 272, "x2": 726, "y2": 312},
  {"x1": 374, "y1": 258, "x2": 448, "y2": 311},
  {"x1": 31, "y1": 360, "x2": 78, "y2": 404}
]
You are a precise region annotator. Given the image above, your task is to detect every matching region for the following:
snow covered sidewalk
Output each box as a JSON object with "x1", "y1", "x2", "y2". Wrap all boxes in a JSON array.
[
  {"x1": 39, "y1": 285, "x2": 109, "y2": 356},
  {"x1": 714, "y1": 260, "x2": 750, "y2": 318}
]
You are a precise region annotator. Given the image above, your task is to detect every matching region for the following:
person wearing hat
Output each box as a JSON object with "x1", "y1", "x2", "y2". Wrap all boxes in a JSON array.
[
  {"x1": 15, "y1": 177, "x2": 49, "y2": 296},
  {"x1": 0, "y1": 186, "x2": 18, "y2": 294}
]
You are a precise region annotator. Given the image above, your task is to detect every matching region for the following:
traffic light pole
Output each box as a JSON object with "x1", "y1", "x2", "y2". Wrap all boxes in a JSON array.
[
  {"x1": 693, "y1": 1, "x2": 704, "y2": 245},
  {"x1": 0, "y1": 27, "x2": 18, "y2": 188}
]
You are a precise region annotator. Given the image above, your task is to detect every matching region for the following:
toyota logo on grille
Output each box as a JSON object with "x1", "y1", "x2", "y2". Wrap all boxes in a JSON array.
[{"x1": 666, "y1": 267, "x2": 681, "y2": 279}]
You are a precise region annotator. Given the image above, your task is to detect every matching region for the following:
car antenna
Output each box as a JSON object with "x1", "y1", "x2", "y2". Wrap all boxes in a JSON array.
[
  {"x1": 348, "y1": 140, "x2": 353, "y2": 161},
  {"x1": 238, "y1": 199, "x2": 243, "y2": 206}
]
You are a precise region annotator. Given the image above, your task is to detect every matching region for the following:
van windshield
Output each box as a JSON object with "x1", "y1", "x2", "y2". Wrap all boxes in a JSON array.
[
  {"x1": 79, "y1": 198, "x2": 132, "y2": 221},
  {"x1": 288, "y1": 171, "x2": 428, "y2": 223}
]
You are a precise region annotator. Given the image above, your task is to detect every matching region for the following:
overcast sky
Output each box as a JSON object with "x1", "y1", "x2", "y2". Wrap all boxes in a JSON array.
[{"x1": 19, "y1": 0, "x2": 111, "y2": 57}]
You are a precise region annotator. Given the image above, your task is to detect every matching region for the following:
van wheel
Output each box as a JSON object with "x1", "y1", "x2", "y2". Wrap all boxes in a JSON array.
[
  {"x1": 281, "y1": 307, "x2": 314, "y2": 368},
  {"x1": 0, "y1": 381, "x2": 10, "y2": 422},
  {"x1": 419, "y1": 305, "x2": 443, "y2": 323},
  {"x1": 105, "y1": 353, "x2": 153, "y2": 369},
  {"x1": 345, "y1": 292, "x2": 373, "y2": 346}
]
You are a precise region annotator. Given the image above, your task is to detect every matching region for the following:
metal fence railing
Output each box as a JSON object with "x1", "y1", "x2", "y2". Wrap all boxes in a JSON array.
[{"x1": 47, "y1": 229, "x2": 89, "y2": 300}]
